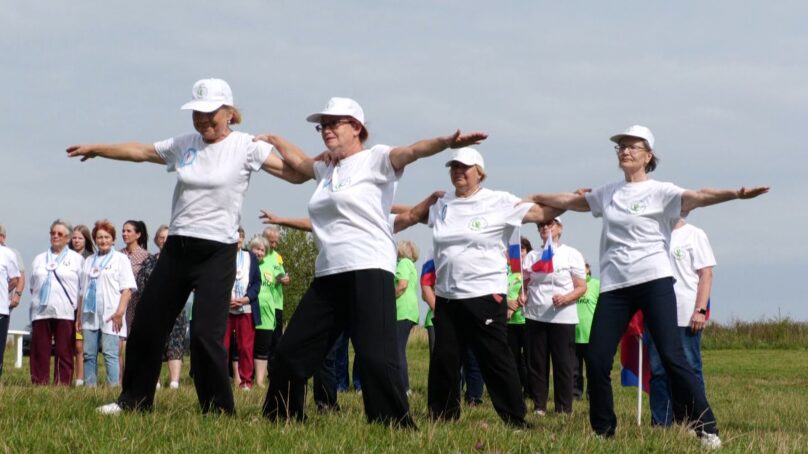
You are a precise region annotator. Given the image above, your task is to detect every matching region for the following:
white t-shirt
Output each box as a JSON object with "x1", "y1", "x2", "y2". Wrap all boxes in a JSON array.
[
  {"x1": 230, "y1": 249, "x2": 252, "y2": 315},
  {"x1": 429, "y1": 188, "x2": 533, "y2": 299},
  {"x1": 79, "y1": 251, "x2": 137, "y2": 336},
  {"x1": 0, "y1": 246, "x2": 21, "y2": 315},
  {"x1": 585, "y1": 179, "x2": 685, "y2": 292},
  {"x1": 154, "y1": 131, "x2": 272, "y2": 244},
  {"x1": 309, "y1": 145, "x2": 401, "y2": 277},
  {"x1": 29, "y1": 249, "x2": 84, "y2": 321},
  {"x1": 523, "y1": 243, "x2": 586, "y2": 324},
  {"x1": 670, "y1": 223, "x2": 716, "y2": 326}
]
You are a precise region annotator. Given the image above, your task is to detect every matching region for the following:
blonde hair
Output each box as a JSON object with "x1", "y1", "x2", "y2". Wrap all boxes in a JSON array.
[
  {"x1": 396, "y1": 240, "x2": 419, "y2": 262},
  {"x1": 475, "y1": 164, "x2": 487, "y2": 182},
  {"x1": 227, "y1": 106, "x2": 242, "y2": 125}
]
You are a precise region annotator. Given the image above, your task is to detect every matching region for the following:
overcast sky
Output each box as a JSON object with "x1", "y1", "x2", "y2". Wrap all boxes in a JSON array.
[{"x1": 2, "y1": 1, "x2": 802, "y2": 330}]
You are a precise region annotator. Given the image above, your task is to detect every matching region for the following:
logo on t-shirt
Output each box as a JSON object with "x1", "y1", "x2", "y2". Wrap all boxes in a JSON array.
[
  {"x1": 330, "y1": 177, "x2": 351, "y2": 192},
  {"x1": 178, "y1": 148, "x2": 197, "y2": 168},
  {"x1": 672, "y1": 247, "x2": 686, "y2": 260},
  {"x1": 468, "y1": 217, "x2": 488, "y2": 231},
  {"x1": 439, "y1": 204, "x2": 448, "y2": 221},
  {"x1": 628, "y1": 200, "x2": 647, "y2": 215}
]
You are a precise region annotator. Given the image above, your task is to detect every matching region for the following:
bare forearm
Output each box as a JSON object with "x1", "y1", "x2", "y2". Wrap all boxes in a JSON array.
[
  {"x1": 694, "y1": 268, "x2": 713, "y2": 313},
  {"x1": 264, "y1": 134, "x2": 315, "y2": 178},
  {"x1": 390, "y1": 136, "x2": 452, "y2": 170},
  {"x1": 682, "y1": 186, "x2": 770, "y2": 213},
  {"x1": 528, "y1": 193, "x2": 590, "y2": 212},
  {"x1": 15, "y1": 273, "x2": 24, "y2": 292},
  {"x1": 422, "y1": 286, "x2": 436, "y2": 310},
  {"x1": 277, "y1": 217, "x2": 313, "y2": 232},
  {"x1": 71, "y1": 143, "x2": 162, "y2": 163}
]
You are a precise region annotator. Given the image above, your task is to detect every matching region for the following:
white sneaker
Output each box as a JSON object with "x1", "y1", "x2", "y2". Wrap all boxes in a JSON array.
[
  {"x1": 169, "y1": 381, "x2": 179, "y2": 389},
  {"x1": 155, "y1": 382, "x2": 161, "y2": 390},
  {"x1": 96, "y1": 403, "x2": 123, "y2": 415},
  {"x1": 75, "y1": 379, "x2": 84, "y2": 387},
  {"x1": 700, "y1": 433, "x2": 722, "y2": 450},
  {"x1": 533, "y1": 409, "x2": 546, "y2": 416}
]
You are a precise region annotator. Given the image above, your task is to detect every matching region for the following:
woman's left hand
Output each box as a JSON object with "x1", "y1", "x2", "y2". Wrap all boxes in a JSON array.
[
  {"x1": 690, "y1": 312, "x2": 707, "y2": 332},
  {"x1": 552, "y1": 294, "x2": 568, "y2": 307},
  {"x1": 444, "y1": 130, "x2": 488, "y2": 149}
]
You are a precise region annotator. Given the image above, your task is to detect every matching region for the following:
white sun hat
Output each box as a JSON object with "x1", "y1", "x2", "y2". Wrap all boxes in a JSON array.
[
  {"x1": 306, "y1": 97, "x2": 365, "y2": 125},
  {"x1": 610, "y1": 125, "x2": 655, "y2": 149},
  {"x1": 180, "y1": 78, "x2": 234, "y2": 113},
  {"x1": 444, "y1": 147, "x2": 485, "y2": 170}
]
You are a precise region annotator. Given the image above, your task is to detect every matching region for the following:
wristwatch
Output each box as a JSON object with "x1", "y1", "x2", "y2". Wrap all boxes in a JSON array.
[
  {"x1": 12, "y1": 290, "x2": 22, "y2": 297},
  {"x1": 696, "y1": 308, "x2": 707, "y2": 315}
]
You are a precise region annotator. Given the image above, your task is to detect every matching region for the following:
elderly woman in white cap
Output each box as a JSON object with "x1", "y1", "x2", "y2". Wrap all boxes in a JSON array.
[
  {"x1": 253, "y1": 97, "x2": 484, "y2": 427},
  {"x1": 527, "y1": 125, "x2": 768, "y2": 448},
  {"x1": 66, "y1": 78, "x2": 308, "y2": 415},
  {"x1": 423, "y1": 147, "x2": 562, "y2": 428},
  {"x1": 522, "y1": 216, "x2": 587, "y2": 416}
]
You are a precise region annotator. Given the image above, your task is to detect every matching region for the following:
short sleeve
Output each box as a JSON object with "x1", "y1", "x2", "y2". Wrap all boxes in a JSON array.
[
  {"x1": 247, "y1": 139, "x2": 274, "y2": 172},
  {"x1": 503, "y1": 192, "x2": 532, "y2": 227},
  {"x1": 118, "y1": 256, "x2": 137, "y2": 291},
  {"x1": 154, "y1": 134, "x2": 194, "y2": 173},
  {"x1": 691, "y1": 229, "x2": 717, "y2": 270},
  {"x1": 569, "y1": 249, "x2": 586, "y2": 279},
  {"x1": 13, "y1": 250, "x2": 24, "y2": 273},
  {"x1": 388, "y1": 213, "x2": 397, "y2": 231},
  {"x1": 427, "y1": 198, "x2": 444, "y2": 228},
  {"x1": 371, "y1": 145, "x2": 402, "y2": 183},
  {"x1": 5, "y1": 250, "x2": 20, "y2": 279},
  {"x1": 660, "y1": 182, "x2": 685, "y2": 223},
  {"x1": 395, "y1": 259, "x2": 408, "y2": 281},
  {"x1": 313, "y1": 161, "x2": 330, "y2": 183},
  {"x1": 585, "y1": 184, "x2": 608, "y2": 218}
]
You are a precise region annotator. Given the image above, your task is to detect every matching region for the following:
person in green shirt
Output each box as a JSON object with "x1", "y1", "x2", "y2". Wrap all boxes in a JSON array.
[
  {"x1": 574, "y1": 262, "x2": 599, "y2": 400},
  {"x1": 261, "y1": 227, "x2": 291, "y2": 366},
  {"x1": 394, "y1": 240, "x2": 420, "y2": 394},
  {"x1": 506, "y1": 237, "x2": 531, "y2": 396},
  {"x1": 249, "y1": 235, "x2": 277, "y2": 387}
]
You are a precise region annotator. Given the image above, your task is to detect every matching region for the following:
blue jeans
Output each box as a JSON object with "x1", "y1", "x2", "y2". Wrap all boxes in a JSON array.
[
  {"x1": 83, "y1": 329, "x2": 121, "y2": 386},
  {"x1": 461, "y1": 348, "x2": 484, "y2": 403},
  {"x1": 648, "y1": 327, "x2": 704, "y2": 426},
  {"x1": 334, "y1": 333, "x2": 350, "y2": 391},
  {"x1": 586, "y1": 278, "x2": 717, "y2": 436}
]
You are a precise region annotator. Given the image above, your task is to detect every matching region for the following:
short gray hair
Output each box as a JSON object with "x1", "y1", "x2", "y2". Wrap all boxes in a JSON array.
[
  {"x1": 248, "y1": 234, "x2": 270, "y2": 251},
  {"x1": 50, "y1": 219, "x2": 73, "y2": 235}
]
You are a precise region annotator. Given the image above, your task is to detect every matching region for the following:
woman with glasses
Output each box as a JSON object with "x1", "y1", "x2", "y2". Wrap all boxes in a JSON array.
[
  {"x1": 522, "y1": 217, "x2": 587, "y2": 416},
  {"x1": 67, "y1": 78, "x2": 308, "y2": 414},
  {"x1": 29, "y1": 219, "x2": 84, "y2": 385},
  {"x1": 526, "y1": 125, "x2": 768, "y2": 449},
  {"x1": 254, "y1": 97, "x2": 484, "y2": 427}
]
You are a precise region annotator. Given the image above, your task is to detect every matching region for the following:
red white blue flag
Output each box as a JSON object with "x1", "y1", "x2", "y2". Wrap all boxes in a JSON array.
[
  {"x1": 620, "y1": 311, "x2": 650, "y2": 393},
  {"x1": 531, "y1": 238, "x2": 555, "y2": 273}
]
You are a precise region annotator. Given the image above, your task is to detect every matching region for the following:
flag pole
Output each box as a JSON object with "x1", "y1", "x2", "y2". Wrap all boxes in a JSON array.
[{"x1": 636, "y1": 335, "x2": 643, "y2": 426}]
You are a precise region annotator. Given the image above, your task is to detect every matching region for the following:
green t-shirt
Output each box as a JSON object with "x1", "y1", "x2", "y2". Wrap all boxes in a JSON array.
[
  {"x1": 507, "y1": 270, "x2": 525, "y2": 325},
  {"x1": 575, "y1": 276, "x2": 600, "y2": 343},
  {"x1": 264, "y1": 250, "x2": 286, "y2": 313},
  {"x1": 255, "y1": 260, "x2": 277, "y2": 331},
  {"x1": 395, "y1": 258, "x2": 419, "y2": 323}
]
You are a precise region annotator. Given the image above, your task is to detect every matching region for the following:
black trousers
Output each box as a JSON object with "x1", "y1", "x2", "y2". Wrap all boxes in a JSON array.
[
  {"x1": 506, "y1": 323, "x2": 528, "y2": 395},
  {"x1": 0, "y1": 315, "x2": 8, "y2": 378},
  {"x1": 118, "y1": 236, "x2": 237, "y2": 413},
  {"x1": 587, "y1": 277, "x2": 718, "y2": 436},
  {"x1": 573, "y1": 343, "x2": 589, "y2": 399},
  {"x1": 428, "y1": 295, "x2": 527, "y2": 426},
  {"x1": 525, "y1": 320, "x2": 576, "y2": 413},
  {"x1": 262, "y1": 269, "x2": 413, "y2": 427}
]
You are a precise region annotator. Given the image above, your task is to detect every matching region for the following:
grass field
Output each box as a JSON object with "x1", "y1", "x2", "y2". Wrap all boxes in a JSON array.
[{"x1": 1, "y1": 329, "x2": 806, "y2": 453}]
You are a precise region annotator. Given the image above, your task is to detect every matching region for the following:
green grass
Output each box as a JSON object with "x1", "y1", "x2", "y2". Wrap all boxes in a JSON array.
[
  {"x1": 703, "y1": 318, "x2": 808, "y2": 350},
  {"x1": 2, "y1": 330, "x2": 806, "y2": 453}
]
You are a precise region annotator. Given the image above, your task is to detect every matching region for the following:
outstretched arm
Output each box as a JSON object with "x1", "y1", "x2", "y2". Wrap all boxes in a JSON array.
[
  {"x1": 393, "y1": 191, "x2": 445, "y2": 233},
  {"x1": 421, "y1": 284, "x2": 436, "y2": 311},
  {"x1": 259, "y1": 209, "x2": 313, "y2": 232},
  {"x1": 681, "y1": 186, "x2": 769, "y2": 214},
  {"x1": 389, "y1": 130, "x2": 488, "y2": 171},
  {"x1": 66, "y1": 143, "x2": 164, "y2": 164},
  {"x1": 526, "y1": 192, "x2": 591, "y2": 212},
  {"x1": 255, "y1": 133, "x2": 316, "y2": 181},
  {"x1": 522, "y1": 203, "x2": 566, "y2": 224}
]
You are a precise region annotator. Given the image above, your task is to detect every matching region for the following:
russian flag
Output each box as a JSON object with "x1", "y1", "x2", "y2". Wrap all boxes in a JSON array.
[
  {"x1": 620, "y1": 310, "x2": 650, "y2": 393},
  {"x1": 508, "y1": 228, "x2": 522, "y2": 274},
  {"x1": 420, "y1": 254, "x2": 436, "y2": 287},
  {"x1": 531, "y1": 238, "x2": 554, "y2": 273}
]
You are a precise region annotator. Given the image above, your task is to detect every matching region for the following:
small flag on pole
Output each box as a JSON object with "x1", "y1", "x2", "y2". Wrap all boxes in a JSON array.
[
  {"x1": 508, "y1": 229, "x2": 522, "y2": 274},
  {"x1": 620, "y1": 311, "x2": 650, "y2": 392},
  {"x1": 531, "y1": 238, "x2": 555, "y2": 273}
]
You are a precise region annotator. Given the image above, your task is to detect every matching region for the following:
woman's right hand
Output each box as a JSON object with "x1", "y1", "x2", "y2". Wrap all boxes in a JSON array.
[
  {"x1": 259, "y1": 209, "x2": 280, "y2": 225},
  {"x1": 444, "y1": 130, "x2": 488, "y2": 149},
  {"x1": 66, "y1": 145, "x2": 98, "y2": 161}
]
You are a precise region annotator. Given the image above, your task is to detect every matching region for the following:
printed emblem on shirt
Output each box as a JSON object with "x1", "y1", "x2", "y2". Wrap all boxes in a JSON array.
[
  {"x1": 439, "y1": 204, "x2": 448, "y2": 221},
  {"x1": 178, "y1": 147, "x2": 197, "y2": 168},
  {"x1": 468, "y1": 217, "x2": 488, "y2": 231},
  {"x1": 330, "y1": 176, "x2": 351, "y2": 192},
  {"x1": 672, "y1": 246, "x2": 686, "y2": 260},
  {"x1": 628, "y1": 200, "x2": 647, "y2": 215}
]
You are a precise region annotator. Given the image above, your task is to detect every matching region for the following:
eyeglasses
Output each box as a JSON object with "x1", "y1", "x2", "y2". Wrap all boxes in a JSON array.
[
  {"x1": 614, "y1": 144, "x2": 648, "y2": 155},
  {"x1": 315, "y1": 118, "x2": 353, "y2": 133},
  {"x1": 50, "y1": 231, "x2": 67, "y2": 238}
]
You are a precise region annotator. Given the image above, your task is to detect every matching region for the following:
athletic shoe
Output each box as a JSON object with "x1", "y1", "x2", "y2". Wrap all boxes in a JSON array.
[
  {"x1": 700, "y1": 433, "x2": 722, "y2": 450},
  {"x1": 155, "y1": 382, "x2": 161, "y2": 390},
  {"x1": 96, "y1": 403, "x2": 123, "y2": 415},
  {"x1": 533, "y1": 409, "x2": 546, "y2": 416},
  {"x1": 169, "y1": 381, "x2": 179, "y2": 389},
  {"x1": 75, "y1": 379, "x2": 84, "y2": 387}
]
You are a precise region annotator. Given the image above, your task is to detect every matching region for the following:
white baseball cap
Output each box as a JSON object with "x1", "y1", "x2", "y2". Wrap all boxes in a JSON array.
[
  {"x1": 180, "y1": 78, "x2": 234, "y2": 112},
  {"x1": 306, "y1": 97, "x2": 365, "y2": 125},
  {"x1": 445, "y1": 147, "x2": 485, "y2": 170},
  {"x1": 610, "y1": 125, "x2": 655, "y2": 149}
]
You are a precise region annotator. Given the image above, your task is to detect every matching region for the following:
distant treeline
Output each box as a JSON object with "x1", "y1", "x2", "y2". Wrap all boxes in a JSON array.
[{"x1": 703, "y1": 318, "x2": 808, "y2": 350}]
